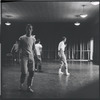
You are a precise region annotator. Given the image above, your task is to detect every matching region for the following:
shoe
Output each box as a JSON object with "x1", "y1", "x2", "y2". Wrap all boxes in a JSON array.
[
  {"x1": 58, "y1": 71, "x2": 64, "y2": 75},
  {"x1": 27, "y1": 87, "x2": 34, "y2": 93},
  {"x1": 65, "y1": 72, "x2": 70, "y2": 76}
]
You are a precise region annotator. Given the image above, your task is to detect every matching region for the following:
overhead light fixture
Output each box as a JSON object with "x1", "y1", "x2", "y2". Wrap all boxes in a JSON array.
[
  {"x1": 91, "y1": 1, "x2": 99, "y2": 5},
  {"x1": 74, "y1": 15, "x2": 80, "y2": 26},
  {"x1": 74, "y1": 22, "x2": 80, "y2": 26},
  {"x1": 5, "y1": 22, "x2": 11, "y2": 26},
  {"x1": 80, "y1": 5, "x2": 88, "y2": 18},
  {"x1": 80, "y1": 14, "x2": 88, "y2": 18}
]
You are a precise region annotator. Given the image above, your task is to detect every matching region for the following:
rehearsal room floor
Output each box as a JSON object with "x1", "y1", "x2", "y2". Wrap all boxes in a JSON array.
[{"x1": 1, "y1": 61, "x2": 99, "y2": 99}]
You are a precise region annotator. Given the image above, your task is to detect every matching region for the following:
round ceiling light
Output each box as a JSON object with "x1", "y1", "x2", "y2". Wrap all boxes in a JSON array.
[
  {"x1": 74, "y1": 22, "x2": 80, "y2": 26},
  {"x1": 5, "y1": 22, "x2": 11, "y2": 26},
  {"x1": 80, "y1": 5, "x2": 88, "y2": 18},
  {"x1": 80, "y1": 14, "x2": 88, "y2": 18}
]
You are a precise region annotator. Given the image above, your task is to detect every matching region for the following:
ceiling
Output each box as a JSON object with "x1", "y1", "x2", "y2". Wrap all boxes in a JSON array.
[{"x1": 2, "y1": 1, "x2": 99, "y2": 23}]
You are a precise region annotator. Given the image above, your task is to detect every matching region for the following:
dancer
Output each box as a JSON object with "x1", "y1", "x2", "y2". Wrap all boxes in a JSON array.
[
  {"x1": 58, "y1": 36, "x2": 70, "y2": 76},
  {"x1": 35, "y1": 39, "x2": 43, "y2": 72},
  {"x1": 19, "y1": 24, "x2": 37, "y2": 93},
  {"x1": 11, "y1": 40, "x2": 19, "y2": 63}
]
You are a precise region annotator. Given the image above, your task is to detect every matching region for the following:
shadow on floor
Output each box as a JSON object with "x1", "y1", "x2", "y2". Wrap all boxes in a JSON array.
[{"x1": 67, "y1": 80, "x2": 99, "y2": 98}]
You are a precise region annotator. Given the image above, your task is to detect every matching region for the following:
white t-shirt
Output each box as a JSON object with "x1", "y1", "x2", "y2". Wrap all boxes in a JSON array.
[
  {"x1": 35, "y1": 43, "x2": 42, "y2": 55},
  {"x1": 19, "y1": 35, "x2": 36, "y2": 55},
  {"x1": 58, "y1": 41, "x2": 66, "y2": 52}
]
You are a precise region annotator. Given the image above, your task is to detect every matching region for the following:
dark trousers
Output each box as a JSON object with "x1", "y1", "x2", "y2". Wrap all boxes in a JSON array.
[{"x1": 35, "y1": 55, "x2": 42, "y2": 71}]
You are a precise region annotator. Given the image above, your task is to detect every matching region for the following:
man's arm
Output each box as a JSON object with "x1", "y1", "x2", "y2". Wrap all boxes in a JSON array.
[
  {"x1": 11, "y1": 45, "x2": 14, "y2": 53},
  {"x1": 40, "y1": 48, "x2": 42, "y2": 55},
  {"x1": 59, "y1": 48, "x2": 64, "y2": 56},
  {"x1": 33, "y1": 42, "x2": 37, "y2": 57},
  {"x1": 65, "y1": 43, "x2": 67, "y2": 47},
  {"x1": 40, "y1": 45, "x2": 42, "y2": 55},
  {"x1": 18, "y1": 38, "x2": 22, "y2": 54}
]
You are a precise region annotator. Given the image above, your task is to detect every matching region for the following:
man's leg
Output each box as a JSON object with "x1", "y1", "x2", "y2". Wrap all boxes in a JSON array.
[
  {"x1": 38, "y1": 61, "x2": 42, "y2": 72},
  {"x1": 64, "y1": 62, "x2": 70, "y2": 76},
  {"x1": 27, "y1": 70, "x2": 34, "y2": 93},
  {"x1": 19, "y1": 57, "x2": 28, "y2": 90},
  {"x1": 63, "y1": 55, "x2": 70, "y2": 76},
  {"x1": 27, "y1": 58, "x2": 35, "y2": 93},
  {"x1": 58, "y1": 52, "x2": 64, "y2": 74},
  {"x1": 58, "y1": 61, "x2": 64, "y2": 74},
  {"x1": 38, "y1": 56, "x2": 42, "y2": 72},
  {"x1": 34, "y1": 56, "x2": 37, "y2": 71}
]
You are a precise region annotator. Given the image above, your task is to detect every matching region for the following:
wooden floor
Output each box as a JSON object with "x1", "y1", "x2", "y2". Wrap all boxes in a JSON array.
[{"x1": 2, "y1": 61, "x2": 99, "y2": 99}]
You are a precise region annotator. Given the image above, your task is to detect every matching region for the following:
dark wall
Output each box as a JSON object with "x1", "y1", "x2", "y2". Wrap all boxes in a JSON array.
[
  {"x1": 0, "y1": 24, "x2": 1, "y2": 43},
  {"x1": 91, "y1": 22, "x2": 99, "y2": 65},
  {"x1": 1, "y1": 21, "x2": 93, "y2": 61}
]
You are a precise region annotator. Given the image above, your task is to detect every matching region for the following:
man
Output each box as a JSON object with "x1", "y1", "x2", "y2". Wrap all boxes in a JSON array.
[
  {"x1": 35, "y1": 39, "x2": 42, "y2": 72},
  {"x1": 58, "y1": 36, "x2": 70, "y2": 76},
  {"x1": 11, "y1": 40, "x2": 19, "y2": 63},
  {"x1": 19, "y1": 24, "x2": 37, "y2": 93}
]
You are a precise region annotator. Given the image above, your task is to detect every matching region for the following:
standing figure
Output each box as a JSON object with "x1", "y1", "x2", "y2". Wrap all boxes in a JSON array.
[
  {"x1": 58, "y1": 36, "x2": 70, "y2": 76},
  {"x1": 19, "y1": 24, "x2": 37, "y2": 93},
  {"x1": 35, "y1": 39, "x2": 43, "y2": 72},
  {"x1": 11, "y1": 40, "x2": 19, "y2": 63}
]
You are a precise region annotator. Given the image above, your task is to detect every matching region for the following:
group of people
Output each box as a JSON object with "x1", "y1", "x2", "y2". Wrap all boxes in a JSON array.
[
  {"x1": 11, "y1": 28, "x2": 42, "y2": 73},
  {"x1": 11, "y1": 24, "x2": 70, "y2": 93}
]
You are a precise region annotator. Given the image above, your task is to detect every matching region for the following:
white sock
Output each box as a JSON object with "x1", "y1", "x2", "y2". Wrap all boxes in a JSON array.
[
  {"x1": 59, "y1": 68, "x2": 62, "y2": 72},
  {"x1": 59, "y1": 69, "x2": 64, "y2": 74},
  {"x1": 65, "y1": 69, "x2": 70, "y2": 74}
]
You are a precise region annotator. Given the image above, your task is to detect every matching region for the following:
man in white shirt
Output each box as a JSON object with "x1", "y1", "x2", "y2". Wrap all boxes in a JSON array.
[
  {"x1": 19, "y1": 24, "x2": 37, "y2": 93},
  {"x1": 58, "y1": 36, "x2": 70, "y2": 76},
  {"x1": 35, "y1": 39, "x2": 42, "y2": 72}
]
